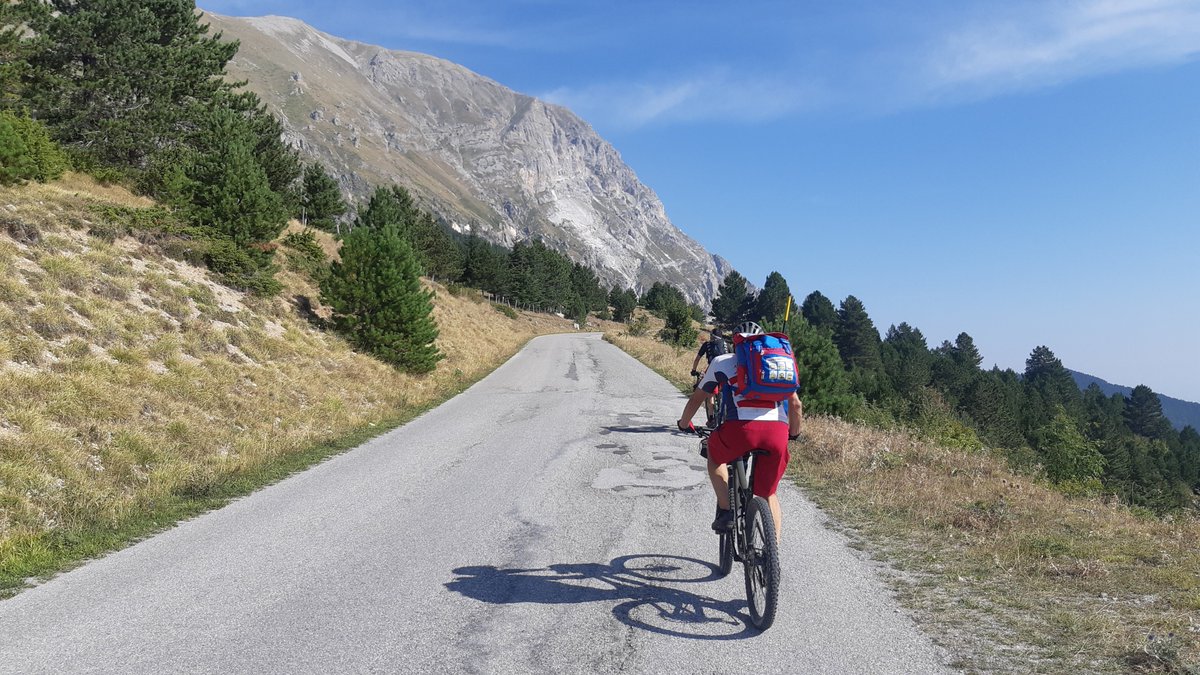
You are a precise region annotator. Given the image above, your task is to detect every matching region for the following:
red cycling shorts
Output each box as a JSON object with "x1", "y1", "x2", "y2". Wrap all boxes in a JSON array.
[{"x1": 707, "y1": 420, "x2": 790, "y2": 498}]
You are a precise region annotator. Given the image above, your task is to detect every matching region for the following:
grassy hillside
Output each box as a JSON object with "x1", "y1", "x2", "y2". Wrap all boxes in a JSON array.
[
  {"x1": 0, "y1": 176, "x2": 588, "y2": 594},
  {"x1": 605, "y1": 330, "x2": 1199, "y2": 673}
]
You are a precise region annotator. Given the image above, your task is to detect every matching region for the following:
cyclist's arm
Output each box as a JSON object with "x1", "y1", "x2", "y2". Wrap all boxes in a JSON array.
[
  {"x1": 678, "y1": 387, "x2": 713, "y2": 430},
  {"x1": 788, "y1": 393, "x2": 803, "y2": 438},
  {"x1": 679, "y1": 358, "x2": 727, "y2": 430},
  {"x1": 690, "y1": 352, "x2": 702, "y2": 374}
]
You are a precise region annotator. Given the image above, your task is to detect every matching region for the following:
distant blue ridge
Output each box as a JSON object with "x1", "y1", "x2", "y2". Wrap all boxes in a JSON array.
[{"x1": 1069, "y1": 370, "x2": 1200, "y2": 432}]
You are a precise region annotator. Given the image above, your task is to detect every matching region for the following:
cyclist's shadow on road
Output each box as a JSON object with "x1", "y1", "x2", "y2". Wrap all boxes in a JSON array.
[{"x1": 445, "y1": 554, "x2": 758, "y2": 640}]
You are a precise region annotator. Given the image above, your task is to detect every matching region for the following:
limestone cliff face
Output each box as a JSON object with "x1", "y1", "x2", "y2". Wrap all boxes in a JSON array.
[{"x1": 204, "y1": 13, "x2": 733, "y2": 305}]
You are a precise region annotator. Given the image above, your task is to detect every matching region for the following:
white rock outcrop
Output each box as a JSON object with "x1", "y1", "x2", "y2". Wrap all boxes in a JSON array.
[{"x1": 205, "y1": 13, "x2": 734, "y2": 306}]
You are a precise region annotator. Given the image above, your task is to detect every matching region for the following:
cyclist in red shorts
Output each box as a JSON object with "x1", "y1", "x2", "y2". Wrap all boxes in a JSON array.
[{"x1": 676, "y1": 321, "x2": 803, "y2": 537}]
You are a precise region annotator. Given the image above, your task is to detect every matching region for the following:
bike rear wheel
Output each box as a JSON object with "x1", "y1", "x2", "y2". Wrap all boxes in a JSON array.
[{"x1": 743, "y1": 496, "x2": 780, "y2": 631}]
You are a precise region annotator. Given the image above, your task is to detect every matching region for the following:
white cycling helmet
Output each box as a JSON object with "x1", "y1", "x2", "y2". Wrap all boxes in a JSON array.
[{"x1": 735, "y1": 321, "x2": 763, "y2": 336}]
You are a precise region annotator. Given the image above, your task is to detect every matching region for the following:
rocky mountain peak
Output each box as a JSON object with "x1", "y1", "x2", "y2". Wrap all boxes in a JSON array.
[{"x1": 204, "y1": 12, "x2": 734, "y2": 306}]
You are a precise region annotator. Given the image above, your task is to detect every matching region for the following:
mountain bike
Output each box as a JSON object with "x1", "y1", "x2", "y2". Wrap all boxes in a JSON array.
[{"x1": 692, "y1": 426, "x2": 780, "y2": 632}]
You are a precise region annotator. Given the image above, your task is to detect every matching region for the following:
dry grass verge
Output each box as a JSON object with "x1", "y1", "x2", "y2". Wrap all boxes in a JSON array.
[
  {"x1": 605, "y1": 330, "x2": 1200, "y2": 673},
  {"x1": 603, "y1": 313, "x2": 691, "y2": 392},
  {"x1": 0, "y1": 177, "x2": 583, "y2": 595}
]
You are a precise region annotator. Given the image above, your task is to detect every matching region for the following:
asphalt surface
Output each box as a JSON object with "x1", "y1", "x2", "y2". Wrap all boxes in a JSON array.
[{"x1": 0, "y1": 333, "x2": 950, "y2": 674}]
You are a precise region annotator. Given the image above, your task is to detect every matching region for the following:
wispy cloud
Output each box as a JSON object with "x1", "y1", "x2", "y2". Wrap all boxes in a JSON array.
[
  {"x1": 205, "y1": 0, "x2": 1200, "y2": 128},
  {"x1": 545, "y1": 0, "x2": 1200, "y2": 128},
  {"x1": 919, "y1": 0, "x2": 1200, "y2": 99},
  {"x1": 541, "y1": 68, "x2": 827, "y2": 129}
]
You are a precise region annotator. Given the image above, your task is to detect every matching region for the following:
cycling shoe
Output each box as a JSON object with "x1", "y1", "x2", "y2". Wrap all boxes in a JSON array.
[{"x1": 711, "y1": 508, "x2": 734, "y2": 532}]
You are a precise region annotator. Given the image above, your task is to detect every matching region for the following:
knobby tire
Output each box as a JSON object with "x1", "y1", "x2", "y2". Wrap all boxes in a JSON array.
[
  {"x1": 718, "y1": 530, "x2": 734, "y2": 576},
  {"x1": 743, "y1": 495, "x2": 780, "y2": 631}
]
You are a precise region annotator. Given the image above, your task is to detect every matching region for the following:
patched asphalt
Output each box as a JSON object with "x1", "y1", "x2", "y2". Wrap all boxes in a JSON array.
[{"x1": 0, "y1": 333, "x2": 950, "y2": 674}]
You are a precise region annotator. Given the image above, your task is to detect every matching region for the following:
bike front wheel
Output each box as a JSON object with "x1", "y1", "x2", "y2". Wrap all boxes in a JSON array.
[
  {"x1": 743, "y1": 496, "x2": 780, "y2": 631},
  {"x1": 717, "y1": 529, "x2": 734, "y2": 576}
]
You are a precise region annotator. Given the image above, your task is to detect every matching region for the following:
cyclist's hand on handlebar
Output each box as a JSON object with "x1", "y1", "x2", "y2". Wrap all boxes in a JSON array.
[
  {"x1": 690, "y1": 369, "x2": 700, "y2": 377},
  {"x1": 676, "y1": 419, "x2": 695, "y2": 433}
]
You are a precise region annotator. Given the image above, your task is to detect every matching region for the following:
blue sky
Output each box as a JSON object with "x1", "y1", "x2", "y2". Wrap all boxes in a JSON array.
[{"x1": 202, "y1": 0, "x2": 1200, "y2": 402}]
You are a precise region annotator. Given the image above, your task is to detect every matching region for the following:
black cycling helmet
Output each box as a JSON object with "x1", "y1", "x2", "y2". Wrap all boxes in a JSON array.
[{"x1": 735, "y1": 321, "x2": 763, "y2": 336}]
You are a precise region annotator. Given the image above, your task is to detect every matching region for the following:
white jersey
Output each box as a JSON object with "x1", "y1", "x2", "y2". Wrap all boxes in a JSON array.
[{"x1": 698, "y1": 353, "x2": 790, "y2": 423}]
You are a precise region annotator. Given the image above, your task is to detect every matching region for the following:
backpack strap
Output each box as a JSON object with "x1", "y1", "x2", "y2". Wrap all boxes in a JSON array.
[{"x1": 736, "y1": 400, "x2": 776, "y2": 409}]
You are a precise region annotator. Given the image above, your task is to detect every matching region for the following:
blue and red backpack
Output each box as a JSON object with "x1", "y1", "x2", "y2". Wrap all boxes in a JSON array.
[{"x1": 732, "y1": 332, "x2": 799, "y2": 403}]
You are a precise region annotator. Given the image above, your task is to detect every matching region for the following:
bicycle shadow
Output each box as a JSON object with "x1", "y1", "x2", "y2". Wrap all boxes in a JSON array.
[{"x1": 445, "y1": 554, "x2": 758, "y2": 640}]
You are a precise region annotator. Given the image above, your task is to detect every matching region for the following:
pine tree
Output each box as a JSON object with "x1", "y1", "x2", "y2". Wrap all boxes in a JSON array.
[
  {"x1": 834, "y1": 295, "x2": 882, "y2": 373},
  {"x1": 460, "y1": 231, "x2": 506, "y2": 293},
  {"x1": 1121, "y1": 435, "x2": 1183, "y2": 510},
  {"x1": 569, "y1": 263, "x2": 606, "y2": 312},
  {"x1": 930, "y1": 332, "x2": 984, "y2": 408},
  {"x1": 228, "y1": 91, "x2": 301, "y2": 203},
  {"x1": 754, "y1": 271, "x2": 792, "y2": 324},
  {"x1": 1081, "y1": 384, "x2": 1120, "y2": 438},
  {"x1": 801, "y1": 290, "x2": 838, "y2": 335},
  {"x1": 964, "y1": 368, "x2": 1025, "y2": 449},
  {"x1": 711, "y1": 271, "x2": 748, "y2": 328},
  {"x1": 1125, "y1": 385, "x2": 1172, "y2": 440},
  {"x1": 182, "y1": 108, "x2": 286, "y2": 245},
  {"x1": 505, "y1": 239, "x2": 572, "y2": 311},
  {"x1": 641, "y1": 282, "x2": 688, "y2": 315},
  {"x1": 1100, "y1": 438, "x2": 1133, "y2": 487},
  {"x1": 299, "y1": 162, "x2": 346, "y2": 232},
  {"x1": 766, "y1": 315, "x2": 857, "y2": 416},
  {"x1": 356, "y1": 185, "x2": 418, "y2": 232},
  {"x1": 409, "y1": 211, "x2": 463, "y2": 281},
  {"x1": 0, "y1": 112, "x2": 33, "y2": 185},
  {"x1": 22, "y1": 0, "x2": 241, "y2": 172},
  {"x1": 353, "y1": 185, "x2": 464, "y2": 279},
  {"x1": 0, "y1": 6, "x2": 21, "y2": 107},
  {"x1": 6, "y1": 111, "x2": 68, "y2": 182},
  {"x1": 1177, "y1": 426, "x2": 1200, "y2": 489},
  {"x1": 1024, "y1": 346, "x2": 1072, "y2": 391},
  {"x1": 1022, "y1": 345, "x2": 1083, "y2": 433},
  {"x1": 659, "y1": 301, "x2": 697, "y2": 347},
  {"x1": 609, "y1": 287, "x2": 636, "y2": 323},
  {"x1": 569, "y1": 296, "x2": 589, "y2": 327},
  {"x1": 321, "y1": 223, "x2": 441, "y2": 373},
  {"x1": 951, "y1": 333, "x2": 983, "y2": 370},
  {"x1": 505, "y1": 240, "x2": 539, "y2": 306},
  {"x1": 0, "y1": 2, "x2": 42, "y2": 108},
  {"x1": 881, "y1": 322, "x2": 931, "y2": 402},
  {"x1": 1079, "y1": 385, "x2": 1147, "y2": 497}
]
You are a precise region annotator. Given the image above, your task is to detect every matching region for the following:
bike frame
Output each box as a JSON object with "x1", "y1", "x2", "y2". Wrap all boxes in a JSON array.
[{"x1": 726, "y1": 451, "x2": 758, "y2": 562}]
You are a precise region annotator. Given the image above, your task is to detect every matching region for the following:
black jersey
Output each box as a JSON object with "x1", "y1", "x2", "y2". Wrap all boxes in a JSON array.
[{"x1": 696, "y1": 337, "x2": 728, "y2": 365}]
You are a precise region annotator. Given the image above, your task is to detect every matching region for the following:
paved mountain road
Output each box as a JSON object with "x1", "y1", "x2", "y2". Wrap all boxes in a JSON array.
[{"x1": 0, "y1": 333, "x2": 949, "y2": 674}]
